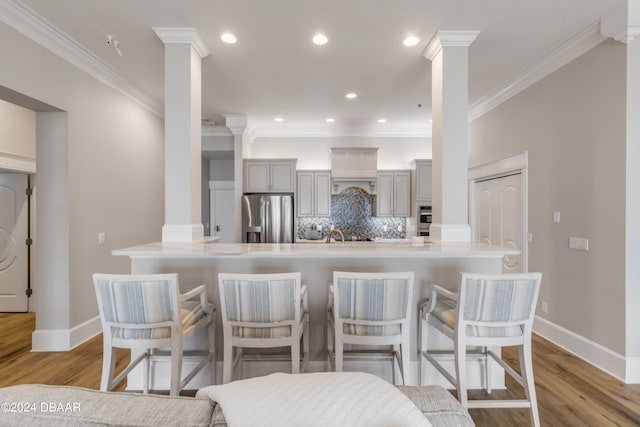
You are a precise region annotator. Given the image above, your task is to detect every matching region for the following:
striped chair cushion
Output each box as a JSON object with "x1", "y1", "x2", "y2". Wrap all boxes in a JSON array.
[
  {"x1": 464, "y1": 277, "x2": 538, "y2": 323},
  {"x1": 95, "y1": 278, "x2": 207, "y2": 340},
  {"x1": 430, "y1": 298, "x2": 524, "y2": 338},
  {"x1": 222, "y1": 278, "x2": 299, "y2": 339},
  {"x1": 430, "y1": 276, "x2": 538, "y2": 338},
  {"x1": 112, "y1": 301, "x2": 206, "y2": 340},
  {"x1": 335, "y1": 278, "x2": 410, "y2": 336}
]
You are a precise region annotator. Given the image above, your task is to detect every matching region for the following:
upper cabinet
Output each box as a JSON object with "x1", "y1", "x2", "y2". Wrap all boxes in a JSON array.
[
  {"x1": 415, "y1": 159, "x2": 432, "y2": 203},
  {"x1": 297, "y1": 170, "x2": 331, "y2": 217},
  {"x1": 331, "y1": 147, "x2": 378, "y2": 180},
  {"x1": 376, "y1": 170, "x2": 411, "y2": 217},
  {"x1": 243, "y1": 159, "x2": 297, "y2": 193}
]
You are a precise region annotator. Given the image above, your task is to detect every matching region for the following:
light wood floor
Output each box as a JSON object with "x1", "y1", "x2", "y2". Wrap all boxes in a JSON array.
[{"x1": 2, "y1": 313, "x2": 640, "y2": 426}]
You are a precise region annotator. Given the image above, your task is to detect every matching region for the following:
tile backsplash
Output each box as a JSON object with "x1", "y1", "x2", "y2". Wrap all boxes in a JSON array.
[{"x1": 297, "y1": 187, "x2": 406, "y2": 240}]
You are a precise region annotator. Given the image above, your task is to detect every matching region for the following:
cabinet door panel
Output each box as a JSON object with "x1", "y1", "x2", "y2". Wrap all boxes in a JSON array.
[
  {"x1": 394, "y1": 172, "x2": 411, "y2": 217},
  {"x1": 376, "y1": 172, "x2": 394, "y2": 217},
  {"x1": 416, "y1": 161, "x2": 432, "y2": 202},
  {"x1": 315, "y1": 172, "x2": 332, "y2": 217},
  {"x1": 244, "y1": 161, "x2": 270, "y2": 192},
  {"x1": 297, "y1": 172, "x2": 314, "y2": 216},
  {"x1": 270, "y1": 162, "x2": 295, "y2": 192}
]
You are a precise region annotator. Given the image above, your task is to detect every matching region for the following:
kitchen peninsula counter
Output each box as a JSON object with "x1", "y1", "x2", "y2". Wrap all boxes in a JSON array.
[
  {"x1": 113, "y1": 241, "x2": 518, "y2": 388},
  {"x1": 113, "y1": 240, "x2": 518, "y2": 259}
]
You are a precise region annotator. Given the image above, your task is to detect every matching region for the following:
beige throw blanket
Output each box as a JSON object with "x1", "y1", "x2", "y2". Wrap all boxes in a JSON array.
[{"x1": 196, "y1": 372, "x2": 431, "y2": 427}]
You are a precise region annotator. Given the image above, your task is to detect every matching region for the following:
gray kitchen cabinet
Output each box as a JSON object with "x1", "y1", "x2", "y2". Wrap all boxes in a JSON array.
[
  {"x1": 376, "y1": 170, "x2": 411, "y2": 217},
  {"x1": 415, "y1": 159, "x2": 432, "y2": 203},
  {"x1": 297, "y1": 170, "x2": 331, "y2": 217},
  {"x1": 243, "y1": 159, "x2": 297, "y2": 193},
  {"x1": 330, "y1": 147, "x2": 378, "y2": 179}
]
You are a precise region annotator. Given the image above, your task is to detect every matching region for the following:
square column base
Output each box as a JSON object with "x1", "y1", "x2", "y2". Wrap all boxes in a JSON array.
[
  {"x1": 429, "y1": 223, "x2": 471, "y2": 243},
  {"x1": 162, "y1": 224, "x2": 204, "y2": 243}
]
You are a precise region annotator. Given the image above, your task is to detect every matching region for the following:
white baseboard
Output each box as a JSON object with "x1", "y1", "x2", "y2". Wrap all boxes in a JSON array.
[
  {"x1": 31, "y1": 316, "x2": 101, "y2": 352},
  {"x1": 533, "y1": 315, "x2": 629, "y2": 382},
  {"x1": 31, "y1": 329, "x2": 70, "y2": 352}
]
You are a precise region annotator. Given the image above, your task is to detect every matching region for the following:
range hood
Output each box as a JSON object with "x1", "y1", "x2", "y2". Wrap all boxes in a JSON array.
[{"x1": 331, "y1": 147, "x2": 378, "y2": 194}]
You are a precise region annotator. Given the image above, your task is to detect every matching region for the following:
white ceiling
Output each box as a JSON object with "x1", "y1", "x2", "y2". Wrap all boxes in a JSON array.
[{"x1": 16, "y1": 0, "x2": 623, "y2": 137}]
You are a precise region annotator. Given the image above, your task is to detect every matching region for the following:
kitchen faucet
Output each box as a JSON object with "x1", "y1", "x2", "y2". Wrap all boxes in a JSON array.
[{"x1": 326, "y1": 228, "x2": 345, "y2": 243}]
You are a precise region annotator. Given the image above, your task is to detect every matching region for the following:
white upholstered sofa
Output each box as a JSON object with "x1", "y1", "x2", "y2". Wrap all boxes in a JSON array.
[{"x1": 0, "y1": 383, "x2": 474, "y2": 426}]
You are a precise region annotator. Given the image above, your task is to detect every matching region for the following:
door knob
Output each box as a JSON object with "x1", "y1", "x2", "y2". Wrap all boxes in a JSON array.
[{"x1": 215, "y1": 225, "x2": 221, "y2": 232}]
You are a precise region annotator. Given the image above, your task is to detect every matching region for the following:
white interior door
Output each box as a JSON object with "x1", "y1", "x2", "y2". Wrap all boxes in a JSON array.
[
  {"x1": 474, "y1": 173, "x2": 524, "y2": 273},
  {"x1": 0, "y1": 173, "x2": 29, "y2": 312},
  {"x1": 210, "y1": 181, "x2": 235, "y2": 243}
]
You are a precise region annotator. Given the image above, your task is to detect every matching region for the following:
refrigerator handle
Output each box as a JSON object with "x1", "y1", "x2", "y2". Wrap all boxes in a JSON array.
[{"x1": 262, "y1": 198, "x2": 270, "y2": 243}]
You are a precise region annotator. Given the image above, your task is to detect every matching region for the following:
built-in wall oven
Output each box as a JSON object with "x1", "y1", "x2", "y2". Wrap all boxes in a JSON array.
[{"x1": 417, "y1": 205, "x2": 432, "y2": 237}]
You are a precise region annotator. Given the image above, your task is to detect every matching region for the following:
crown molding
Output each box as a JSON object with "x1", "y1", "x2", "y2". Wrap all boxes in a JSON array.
[
  {"x1": 469, "y1": 21, "x2": 605, "y2": 122},
  {"x1": 253, "y1": 126, "x2": 432, "y2": 139},
  {"x1": 0, "y1": 151, "x2": 36, "y2": 173},
  {"x1": 423, "y1": 30, "x2": 480, "y2": 61},
  {"x1": 152, "y1": 27, "x2": 210, "y2": 58},
  {"x1": 628, "y1": 18, "x2": 640, "y2": 42},
  {"x1": 0, "y1": 0, "x2": 163, "y2": 117},
  {"x1": 202, "y1": 124, "x2": 233, "y2": 137},
  {"x1": 224, "y1": 114, "x2": 249, "y2": 136},
  {"x1": 600, "y1": 1, "x2": 640, "y2": 44},
  {"x1": 603, "y1": 22, "x2": 640, "y2": 43}
]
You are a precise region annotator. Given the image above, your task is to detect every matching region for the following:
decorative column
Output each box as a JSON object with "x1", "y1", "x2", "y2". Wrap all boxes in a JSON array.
[
  {"x1": 424, "y1": 31, "x2": 479, "y2": 243},
  {"x1": 153, "y1": 27, "x2": 209, "y2": 242},
  {"x1": 602, "y1": 0, "x2": 640, "y2": 383},
  {"x1": 225, "y1": 114, "x2": 249, "y2": 243}
]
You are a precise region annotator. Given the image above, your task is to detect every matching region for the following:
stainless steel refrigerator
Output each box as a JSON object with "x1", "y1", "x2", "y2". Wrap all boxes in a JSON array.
[{"x1": 242, "y1": 193, "x2": 295, "y2": 243}]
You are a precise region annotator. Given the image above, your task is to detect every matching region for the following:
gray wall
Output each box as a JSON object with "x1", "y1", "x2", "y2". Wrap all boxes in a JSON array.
[
  {"x1": 469, "y1": 39, "x2": 627, "y2": 354},
  {"x1": 0, "y1": 21, "x2": 164, "y2": 342}
]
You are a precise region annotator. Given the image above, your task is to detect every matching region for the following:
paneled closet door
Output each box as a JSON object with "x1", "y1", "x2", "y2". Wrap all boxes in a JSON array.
[
  {"x1": 0, "y1": 173, "x2": 28, "y2": 312},
  {"x1": 475, "y1": 173, "x2": 523, "y2": 272}
]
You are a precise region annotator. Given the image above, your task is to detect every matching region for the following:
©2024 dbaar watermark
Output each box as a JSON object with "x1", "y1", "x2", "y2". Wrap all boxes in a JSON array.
[{"x1": 1, "y1": 401, "x2": 81, "y2": 413}]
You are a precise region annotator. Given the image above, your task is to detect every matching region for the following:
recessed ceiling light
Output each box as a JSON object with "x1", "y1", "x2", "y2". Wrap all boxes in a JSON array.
[
  {"x1": 326, "y1": 118, "x2": 335, "y2": 123},
  {"x1": 221, "y1": 33, "x2": 237, "y2": 44},
  {"x1": 377, "y1": 118, "x2": 387, "y2": 123},
  {"x1": 403, "y1": 36, "x2": 420, "y2": 47},
  {"x1": 274, "y1": 117, "x2": 284, "y2": 122},
  {"x1": 345, "y1": 93, "x2": 357, "y2": 99},
  {"x1": 312, "y1": 33, "x2": 328, "y2": 45}
]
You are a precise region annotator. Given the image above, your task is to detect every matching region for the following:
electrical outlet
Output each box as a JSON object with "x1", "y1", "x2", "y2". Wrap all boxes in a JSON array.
[
  {"x1": 383, "y1": 225, "x2": 388, "y2": 232},
  {"x1": 569, "y1": 237, "x2": 589, "y2": 252},
  {"x1": 397, "y1": 225, "x2": 402, "y2": 232},
  {"x1": 553, "y1": 211, "x2": 561, "y2": 223},
  {"x1": 98, "y1": 232, "x2": 106, "y2": 245},
  {"x1": 527, "y1": 232, "x2": 533, "y2": 243},
  {"x1": 541, "y1": 301, "x2": 548, "y2": 313}
]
